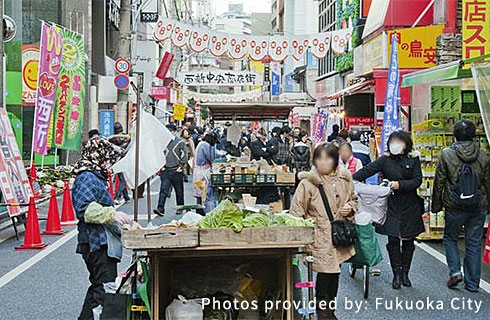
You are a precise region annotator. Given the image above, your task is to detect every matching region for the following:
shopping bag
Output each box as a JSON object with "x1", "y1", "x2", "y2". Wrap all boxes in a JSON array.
[
  {"x1": 354, "y1": 182, "x2": 391, "y2": 225},
  {"x1": 348, "y1": 223, "x2": 383, "y2": 268},
  {"x1": 165, "y1": 296, "x2": 203, "y2": 320},
  {"x1": 484, "y1": 225, "x2": 490, "y2": 265},
  {"x1": 100, "y1": 262, "x2": 137, "y2": 320}
]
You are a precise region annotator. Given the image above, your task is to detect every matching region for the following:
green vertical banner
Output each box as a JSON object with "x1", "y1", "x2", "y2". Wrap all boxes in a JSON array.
[{"x1": 52, "y1": 27, "x2": 86, "y2": 151}]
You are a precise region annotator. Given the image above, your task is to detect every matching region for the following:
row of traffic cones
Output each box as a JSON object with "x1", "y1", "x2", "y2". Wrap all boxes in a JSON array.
[
  {"x1": 107, "y1": 171, "x2": 122, "y2": 199},
  {"x1": 15, "y1": 180, "x2": 77, "y2": 251}
]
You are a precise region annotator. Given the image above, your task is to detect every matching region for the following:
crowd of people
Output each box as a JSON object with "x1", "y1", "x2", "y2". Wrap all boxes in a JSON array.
[{"x1": 70, "y1": 118, "x2": 489, "y2": 320}]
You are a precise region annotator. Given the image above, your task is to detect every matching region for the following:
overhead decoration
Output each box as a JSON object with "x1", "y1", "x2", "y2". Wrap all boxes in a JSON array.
[
  {"x1": 177, "y1": 69, "x2": 263, "y2": 86},
  {"x1": 184, "y1": 89, "x2": 262, "y2": 103},
  {"x1": 153, "y1": 17, "x2": 352, "y2": 62}
]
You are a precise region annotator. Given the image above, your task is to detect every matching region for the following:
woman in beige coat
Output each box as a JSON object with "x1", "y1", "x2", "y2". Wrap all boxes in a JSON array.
[{"x1": 290, "y1": 143, "x2": 359, "y2": 320}]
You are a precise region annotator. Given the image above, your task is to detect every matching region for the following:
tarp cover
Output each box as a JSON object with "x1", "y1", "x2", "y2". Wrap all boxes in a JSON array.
[{"x1": 471, "y1": 62, "x2": 490, "y2": 144}]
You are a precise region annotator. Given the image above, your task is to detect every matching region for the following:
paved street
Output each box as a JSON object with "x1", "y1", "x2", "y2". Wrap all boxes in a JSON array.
[{"x1": 0, "y1": 180, "x2": 488, "y2": 319}]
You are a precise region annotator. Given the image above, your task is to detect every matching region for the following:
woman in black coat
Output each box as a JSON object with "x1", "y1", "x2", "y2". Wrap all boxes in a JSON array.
[{"x1": 353, "y1": 131, "x2": 424, "y2": 290}]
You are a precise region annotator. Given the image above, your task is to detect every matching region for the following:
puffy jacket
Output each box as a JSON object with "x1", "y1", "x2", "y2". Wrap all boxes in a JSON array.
[
  {"x1": 266, "y1": 136, "x2": 290, "y2": 166},
  {"x1": 250, "y1": 139, "x2": 270, "y2": 162},
  {"x1": 291, "y1": 142, "x2": 311, "y2": 172},
  {"x1": 432, "y1": 141, "x2": 490, "y2": 213}
]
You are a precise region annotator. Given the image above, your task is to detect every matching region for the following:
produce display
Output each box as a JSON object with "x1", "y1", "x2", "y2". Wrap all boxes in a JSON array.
[{"x1": 196, "y1": 199, "x2": 313, "y2": 232}]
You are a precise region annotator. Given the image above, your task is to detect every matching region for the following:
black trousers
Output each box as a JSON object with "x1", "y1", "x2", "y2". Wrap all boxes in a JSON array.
[
  {"x1": 157, "y1": 169, "x2": 184, "y2": 211},
  {"x1": 78, "y1": 245, "x2": 118, "y2": 320},
  {"x1": 386, "y1": 236, "x2": 415, "y2": 270},
  {"x1": 316, "y1": 272, "x2": 340, "y2": 311}
]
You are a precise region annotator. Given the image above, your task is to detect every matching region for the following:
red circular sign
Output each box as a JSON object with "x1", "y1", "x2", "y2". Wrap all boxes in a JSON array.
[
  {"x1": 114, "y1": 73, "x2": 130, "y2": 90},
  {"x1": 115, "y1": 58, "x2": 131, "y2": 73}
]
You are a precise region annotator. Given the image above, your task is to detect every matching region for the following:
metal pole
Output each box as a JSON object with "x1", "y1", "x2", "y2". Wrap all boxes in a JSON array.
[
  {"x1": 54, "y1": 148, "x2": 58, "y2": 168},
  {"x1": 131, "y1": 80, "x2": 141, "y2": 222},
  {"x1": 116, "y1": 0, "x2": 131, "y2": 132},
  {"x1": 146, "y1": 179, "x2": 151, "y2": 223},
  {"x1": 65, "y1": 150, "x2": 70, "y2": 166}
]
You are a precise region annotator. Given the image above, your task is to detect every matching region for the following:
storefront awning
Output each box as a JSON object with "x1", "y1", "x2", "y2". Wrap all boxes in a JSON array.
[
  {"x1": 203, "y1": 102, "x2": 300, "y2": 121},
  {"x1": 327, "y1": 79, "x2": 375, "y2": 99},
  {"x1": 401, "y1": 60, "x2": 472, "y2": 87}
]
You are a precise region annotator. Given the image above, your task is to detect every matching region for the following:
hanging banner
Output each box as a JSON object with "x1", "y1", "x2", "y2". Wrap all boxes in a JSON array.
[
  {"x1": 381, "y1": 35, "x2": 401, "y2": 153},
  {"x1": 32, "y1": 22, "x2": 63, "y2": 155},
  {"x1": 208, "y1": 32, "x2": 229, "y2": 57},
  {"x1": 291, "y1": 36, "x2": 310, "y2": 61},
  {"x1": 331, "y1": 29, "x2": 352, "y2": 54},
  {"x1": 227, "y1": 35, "x2": 249, "y2": 60},
  {"x1": 52, "y1": 27, "x2": 86, "y2": 151},
  {"x1": 462, "y1": 0, "x2": 490, "y2": 63},
  {"x1": 189, "y1": 28, "x2": 210, "y2": 53},
  {"x1": 248, "y1": 36, "x2": 269, "y2": 61},
  {"x1": 153, "y1": 18, "x2": 175, "y2": 42},
  {"x1": 171, "y1": 22, "x2": 192, "y2": 48},
  {"x1": 269, "y1": 36, "x2": 289, "y2": 62},
  {"x1": 173, "y1": 104, "x2": 186, "y2": 121},
  {"x1": 0, "y1": 109, "x2": 33, "y2": 217},
  {"x1": 309, "y1": 32, "x2": 331, "y2": 59},
  {"x1": 177, "y1": 69, "x2": 263, "y2": 86},
  {"x1": 100, "y1": 109, "x2": 115, "y2": 137},
  {"x1": 22, "y1": 45, "x2": 40, "y2": 106},
  {"x1": 184, "y1": 88, "x2": 262, "y2": 103},
  {"x1": 156, "y1": 51, "x2": 175, "y2": 80}
]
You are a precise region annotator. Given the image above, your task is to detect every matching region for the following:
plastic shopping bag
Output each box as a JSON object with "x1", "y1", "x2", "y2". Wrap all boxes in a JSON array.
[
  {"x1": 349, "y1": 223, "x2": 383, "y2": 268},
  {"x1": 484, "y1": 225, "x2": 490, "y2": 265},
  {"x1": 165, "y1": 296, "x2": 203, "y2": 320}
]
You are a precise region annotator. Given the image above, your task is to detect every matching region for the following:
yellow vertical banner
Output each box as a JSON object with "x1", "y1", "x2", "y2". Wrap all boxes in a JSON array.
[
  {"x1": 173, "y1": 104, "x2": 186, "y2": 121},
  {"x1": 462, "y1": 0, "x2": 490, "y2": 62}
]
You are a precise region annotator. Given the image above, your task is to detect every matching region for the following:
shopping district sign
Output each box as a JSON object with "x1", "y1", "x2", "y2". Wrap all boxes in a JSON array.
[{"x1": 462, "y1": 0, "x2": 489, "y2": 61}]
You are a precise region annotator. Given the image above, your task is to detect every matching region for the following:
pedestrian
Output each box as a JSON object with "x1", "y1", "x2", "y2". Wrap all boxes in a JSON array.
[
  {"x1": 292, "y1": 126, "x2": 302, "y2": 141},
  {"x1": 238, "y1": 137, "x2": 249, "y2": 153},
  {"x1": 154, "y1": 124, "x2": 188, "y2": 216},
  {"x1": 72, "y1": 135, "x2": 132, "y2": 320},
  {"x1": 353, "y1": 131, "x2": 423, "y2": 290},
  {"x1": 88, "y1": 128, "x2": 100, "y2": 139},
  {"x1": 291, "y1": 130, "x2": 312, "y2": 173},
  {"x1": 338, "y1": 142, "x2": 362, "y2": 175},
  {"x1": 349, "y1": 129, "x2": 371, "y2": 166},
  {"x1": 181, "y1": 127, "x2": 195, "y2": 182},
  {"x1": 291, "y1": 143, "x2": 358, "y2": 319},
  {"x1": 267, "y1": 126, "x2": 291, "y2": 166},
  {"x1": 108, "y1": 122, "x2": 131, "y2": 205},
  {"x1": 250, "y1": 132, "x2": 270, "y2": 162},
  {"x1": 327, "y1": 124, "x2": 339, "y2": 142},
  {"x1": 432, "y1": 120, "x2": 490, "y2": 292},
  {"x1": 338, "y1": 129, "x2": 350, "y2": 141},
  {"x1": 193, "y1": 132, "x2": 218, "y2": 215}
]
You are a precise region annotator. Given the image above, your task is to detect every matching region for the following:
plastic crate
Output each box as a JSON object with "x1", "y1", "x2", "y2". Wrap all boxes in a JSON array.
[
  {"x1": 211, "y1": 174, "x2": 233, "y2": 185},
  {"x1": 256, "y1": 174, "x2": 276, "y2": 184},
  {"x1": 234, "y1": 174, "x2": 255, "y2": 184}
]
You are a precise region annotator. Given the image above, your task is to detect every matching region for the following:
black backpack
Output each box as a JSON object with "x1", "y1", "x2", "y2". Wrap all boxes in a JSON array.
[{"x1": 451, "y1": 161, "x2": 481, "y2": 210}]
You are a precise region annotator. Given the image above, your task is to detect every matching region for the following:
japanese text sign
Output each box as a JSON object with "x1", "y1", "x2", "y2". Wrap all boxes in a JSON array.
[
  {"x1": 173, "y1": 104, "x2": 186, "y2": 121},
  {"x1": 32, "y1": 23, "x2": 63, "y2": 155},
  {"x1": 100, "y1": 110, "x2": 115, "y2": 137},
  {"x1": 463, "y1": 0, "x2": 489, "y2": 62},
  {"x1": 177, "y1": 70, "x2": 263, "y2": 86},
  {"x1": 387, "y1": 25, "x2": 443, "y2": 69}
]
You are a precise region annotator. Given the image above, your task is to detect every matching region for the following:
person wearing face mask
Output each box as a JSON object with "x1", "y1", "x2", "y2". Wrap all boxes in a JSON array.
[
  {"x1": 353, "y1": 131, "x2": 424, "y2": 290},
  {"x1": 291, "y1": 143, "x2": 359, "y2": 319}
]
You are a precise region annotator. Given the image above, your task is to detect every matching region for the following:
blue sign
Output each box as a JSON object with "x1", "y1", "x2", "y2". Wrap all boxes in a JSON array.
[
  {"x1": 100, "y1": 110, "x2": 115, "y2": 137},
  {"x1": 271, "y1": 71, "x2": 280, "y2": 96},
  {"x1": 381, "y1": 34, "x2": 401, "y2": 153},
  {"x1": 307, "y1": 52, "x2": 318, "y2": 69},
  {"x1": 284, "y1": 73, "x2": 293, "y2": 93},
  {"x1": 114, "y1": 73, "x2": 130, "y2": 90}
]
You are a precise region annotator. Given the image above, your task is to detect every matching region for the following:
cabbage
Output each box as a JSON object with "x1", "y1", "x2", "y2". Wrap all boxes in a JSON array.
[
  {"x1": 242, "y1": 213, "x2": 272, "y2": 227},
  {"x1": 197, "y1": 199, "x2": 243, "y2": 232},
  {"x1": 273, "y1": 213, "x2": 314, "y2": 227}
]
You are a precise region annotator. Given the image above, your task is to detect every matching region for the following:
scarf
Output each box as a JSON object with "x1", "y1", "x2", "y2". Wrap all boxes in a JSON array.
[{"x1": 73, "y1": 137, "x2": 125, "y2": 179}]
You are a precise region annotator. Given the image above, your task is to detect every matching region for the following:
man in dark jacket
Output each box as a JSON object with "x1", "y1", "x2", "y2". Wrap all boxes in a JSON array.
[
  {"x1": 349, "y1": 129, "x2": 371, "y2": 166},
  {"x1": 327, "y1": 124, "x2": 339, "y2": 142},
  {"x1": 267, "y1": 126, "x2": 291, "y2": 166},
  {"x1": 154, "y1": 124, "x2": 188, "y2": 216},
  {"x1": 250, "y1": 133, "x2": 270, "y2": 162},
  {"x1": 432, "y1": 120, "x2": 490, "y2": 292}
]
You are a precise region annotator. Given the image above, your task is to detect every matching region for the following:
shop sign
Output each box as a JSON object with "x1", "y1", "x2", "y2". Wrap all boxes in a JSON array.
[
  {"x1": 21, "y1": 45, "x2": 39, "y2": 106},
  {"x1": 108, "y1": 0, "x2": 120, "y2": 29},
  {"x1": 345, "y1": 117, "x2": 374, "y2": 130},
  {"x1": 462, "y1": 0, "x2": 490, "y2": 62},
  {"x1": 387, "y1": 25, "x2": 443, "y2": 69},
  {"x1": 173, "y1": 104, "x2": 186, "y2": 121},
  {"x1": 150, "y1": 86, "x2": 169, "y2": 100},
  {"x1": 362, "y1": 33, "x2": 386, "y2": 74},
  {"x1": 177, "y1": 69, "x2": 263, "y2": 86},
  {"x1": 99, "y1": 110, "x2": 114, "y2": 137}
]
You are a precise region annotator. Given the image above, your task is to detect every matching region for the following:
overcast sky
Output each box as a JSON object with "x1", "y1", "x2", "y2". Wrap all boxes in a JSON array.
[{"x1": 215, "y1": 0, "x2": 272, "y2": 15}]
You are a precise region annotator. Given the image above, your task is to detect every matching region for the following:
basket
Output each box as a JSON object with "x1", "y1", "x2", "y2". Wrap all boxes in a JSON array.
[{"x1": 234, "y1": 174, "x2": 255, "y2": 184}]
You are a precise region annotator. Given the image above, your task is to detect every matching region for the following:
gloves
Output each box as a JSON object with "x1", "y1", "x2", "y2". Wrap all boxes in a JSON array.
[{"x1": 114, "y1": 211, "x2": 132, "y2": 224}]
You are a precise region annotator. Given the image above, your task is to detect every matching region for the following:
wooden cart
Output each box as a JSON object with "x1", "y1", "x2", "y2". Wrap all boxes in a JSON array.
[{"x1": 123, "y1": 226, "x2": 314, "y2": 319}]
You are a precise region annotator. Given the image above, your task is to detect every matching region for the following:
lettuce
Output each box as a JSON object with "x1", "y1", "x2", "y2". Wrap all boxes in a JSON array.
[
  {"x1": 273, "y1": 214, "x2": 314, "y2": 227},
  {"x1": 197, "y1": 199, "x2": 243, "y2": 232}
]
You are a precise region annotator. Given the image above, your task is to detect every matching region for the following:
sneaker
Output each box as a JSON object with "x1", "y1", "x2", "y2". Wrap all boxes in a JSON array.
[
  {"x1": 446, "y1": 273, "x2": 463, "y2": 289},
  {"x1": 153, "y1": 209, "x2": 165, "y2": 217},
  {"x1": 464, "y1": 284, "x2": 479, "y2": 293}
]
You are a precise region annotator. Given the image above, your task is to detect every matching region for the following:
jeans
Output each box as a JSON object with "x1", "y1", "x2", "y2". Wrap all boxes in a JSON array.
[
  {"x1": 157, "y1": 169, "x2": 184, "y2": 212},
  {"x1": 115, "y1": 173, "x2": 129, "y2": 201},
  {"x1": 78, "y1": 245, "x2": 118, "y2": 320},
  {"x1": 443, "y1": 209, "x2": 486, "y2": 290}
]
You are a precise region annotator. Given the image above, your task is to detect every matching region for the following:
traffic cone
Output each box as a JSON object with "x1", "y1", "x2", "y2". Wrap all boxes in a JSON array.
[
  {"x1": 43, "y1": 188, "x2": 65, "y2": 236},
  {"x1": 29, "y1": 164, "x2": 40, "y2": 198},
  {"x1": 61, "y1": 180, "x2": 77, "y2": 225},
  {"x1": 15, "y1": 197, "x2": 47, "y2": 250},
  {"x1": 108, "y1": 171, "x2": 115, "y2": 199}
]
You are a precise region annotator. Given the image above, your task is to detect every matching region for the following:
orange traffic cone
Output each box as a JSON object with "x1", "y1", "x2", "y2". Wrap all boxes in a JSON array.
[
  {"x1": 108, "y1": 171, "x2": 115, "y2": 199},
  {"x1": 43, "y1": 188, "x2": 65, "y2": 235},
  {"x1": 29, "y1": 164, "x2": 40, "y2": 198},
  {"x1": 61, "y1": 180, "x2": 77, "y2": 225},
  {"x1": 15, "y1": 197, "x2": 47, "y2": 250}
]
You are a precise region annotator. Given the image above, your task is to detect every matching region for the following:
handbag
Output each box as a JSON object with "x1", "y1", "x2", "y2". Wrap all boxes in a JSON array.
[
  {"x1": 318, "y1": 185, "x2": 357, "y2": 247},
  {"x1": 354, "y1": 181, "x2": 391, "y2": 225},
  {"x1": 100, "y1": 262, "x2": 137, "y2": 320}
]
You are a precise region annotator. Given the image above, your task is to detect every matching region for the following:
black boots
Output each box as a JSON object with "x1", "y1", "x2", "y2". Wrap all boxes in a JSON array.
[
  {"x1": 401, "y1": 239, "x2": 415, "y2": 287},
  {"x1": 387, "y1": 240, "x2": 402, "y2": 290},
  {"x1": 392, "y1": 267, "x2": 402, "y2": 289},
  {"x1": 387, "y1": 237, "x2": 415, "y2": 289},
  {"x1": 401, "y1": 268, "x2": 412, "y2": 287}
]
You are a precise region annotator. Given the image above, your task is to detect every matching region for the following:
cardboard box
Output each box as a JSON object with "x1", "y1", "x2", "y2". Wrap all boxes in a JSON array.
[{"x1": 276, "y1": 172, "x2": 295, "y2": 184}]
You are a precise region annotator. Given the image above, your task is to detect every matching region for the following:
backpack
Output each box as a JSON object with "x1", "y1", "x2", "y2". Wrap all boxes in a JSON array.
[{"x1": 451, "y1": 161, "x2": 481, "y2": 210}]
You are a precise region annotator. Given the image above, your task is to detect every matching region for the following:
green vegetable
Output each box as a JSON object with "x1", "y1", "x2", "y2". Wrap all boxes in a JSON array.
[
  {"x1": 197, "y1": 199, "x2": 243, "y2": 232},
  {"x1": 273, "y1": 214, "x2": 314, "y2": 227},
  {"x1": 242, "y1": 213, "x2": 272, "y2": 227}
]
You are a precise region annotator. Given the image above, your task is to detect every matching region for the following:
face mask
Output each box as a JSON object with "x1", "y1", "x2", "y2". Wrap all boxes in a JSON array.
[{"x1": 389, "y1": 142, "x2": 405, "y2": 155}]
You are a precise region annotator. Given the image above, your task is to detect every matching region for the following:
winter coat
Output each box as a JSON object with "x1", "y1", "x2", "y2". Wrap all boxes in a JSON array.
[
  {"x1": 108, "y1": 134, "x2": 130, "y2": 149},
  {"x1": 266, "y1": 136, "x2": 290, "y2": 166},
  {"x1": 339, "y1": 155, "x2": 363, "y2": 175},
  {"x1": 291, "y1": 141, "x2": 311, "y2": 172},
  {"x1": 250, "y1": 139, "x2": 270, "y2": 162},
  {"x1": 351, "y1": 141, "x2": 371, "y2": 166},
  {"x1": 290, "y1": 167, "x2": 359, "y2": 273},
  {"x1": 353, "y1": 151, "x2": 424, "y2": 238},
  {"x1": 432, "y1": 141, "x2": 490, "y2": 213}
]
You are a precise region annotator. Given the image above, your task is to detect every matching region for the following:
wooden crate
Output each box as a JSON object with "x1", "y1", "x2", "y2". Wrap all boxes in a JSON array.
[
  {"x1": 276, "y1": 172, "x2": 295, "y2": 184},
  {"x1": 123, "y1": 228, "x2": 199, "y2": 250},
  {"x1": 199, "y1": 226, "x2": 314, "y2": 248}
]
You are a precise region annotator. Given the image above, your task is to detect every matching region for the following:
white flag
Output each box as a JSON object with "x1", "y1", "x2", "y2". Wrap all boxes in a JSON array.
[{"x1": 112, "y1": 109, "x2": 173, "y2": 188}]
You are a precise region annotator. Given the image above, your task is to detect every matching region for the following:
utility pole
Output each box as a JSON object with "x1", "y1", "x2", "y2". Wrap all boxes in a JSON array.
[{"x1": 116, "y1": 0, "x2": 132, "y2": 131}]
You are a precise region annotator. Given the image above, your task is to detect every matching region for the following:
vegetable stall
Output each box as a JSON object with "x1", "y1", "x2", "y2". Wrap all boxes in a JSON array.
[{"x1": 123, "y1": 200, "x2": 315, "y2": 319}]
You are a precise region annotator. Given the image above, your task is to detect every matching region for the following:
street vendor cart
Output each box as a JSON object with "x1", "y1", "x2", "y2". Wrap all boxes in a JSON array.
[{"x1": 123, "y1": 226, "x2": 315, "y2": 319}]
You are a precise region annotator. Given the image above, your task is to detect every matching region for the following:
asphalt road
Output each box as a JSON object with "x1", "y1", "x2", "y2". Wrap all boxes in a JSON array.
[{"x1": 0, "y1": 179, "x2": 488, "y2": 320}]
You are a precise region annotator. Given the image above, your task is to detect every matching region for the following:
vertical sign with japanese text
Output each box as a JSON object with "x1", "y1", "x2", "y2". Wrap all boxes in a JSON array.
[
  {"x1": 462, "y1": 0, "x2": 489, "y2": 62},
  {"x1": 99, "y1": 110, "x2": 114, "y2": 137},
  {"x1": 32, "y1": 23, "x2": 63, "y2": 155},
  {"x1": 381, "y1": 35, "x2": 401, "y2": 154}
]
